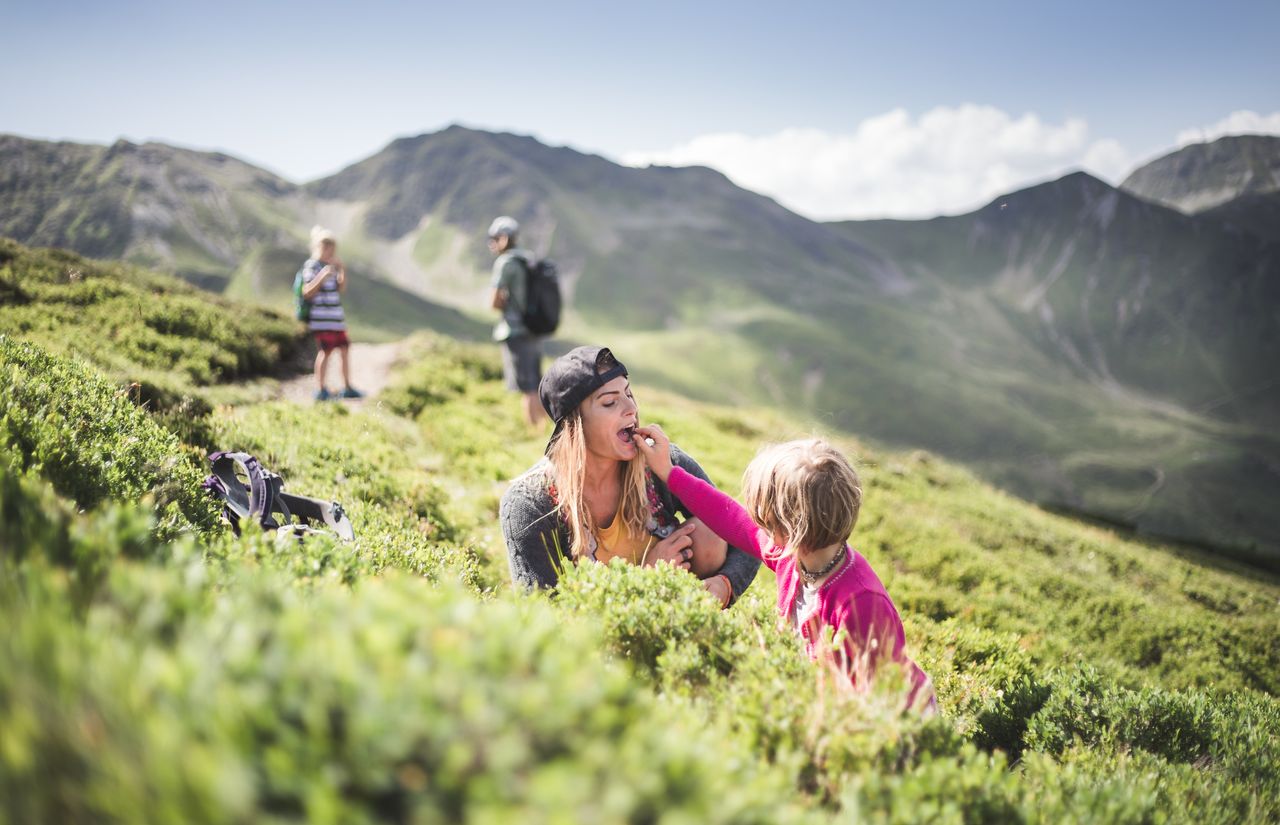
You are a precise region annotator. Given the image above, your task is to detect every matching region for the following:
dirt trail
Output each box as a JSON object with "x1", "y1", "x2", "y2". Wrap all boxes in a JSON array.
[{"x1": 279, "y1": 340, "x2": 405, "y2": 406}]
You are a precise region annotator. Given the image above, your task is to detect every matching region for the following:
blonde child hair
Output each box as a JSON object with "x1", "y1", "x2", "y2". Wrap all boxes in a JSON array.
[
  {"x1": 740, "y1": 438, "x2": 862, "y2": 557},
  {"x1": 310, "y1": 225, "x2": 337, "y2": 258}
]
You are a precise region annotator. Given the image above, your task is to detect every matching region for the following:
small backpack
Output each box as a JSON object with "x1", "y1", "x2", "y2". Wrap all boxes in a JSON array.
[
  {"x1": 202, "y1": 451, "x2": 354, "y2": 541},
  {"x1": 292, "y1": 268, "x2": 311, "y2": 322},
  {"x1": 521, "y1": 258, "x2": 562, "y2": 336}
]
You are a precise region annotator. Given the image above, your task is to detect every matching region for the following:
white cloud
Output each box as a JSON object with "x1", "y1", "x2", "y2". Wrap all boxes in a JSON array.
[
  {"x1": 1175, "y1": 110, "x2": 1280, "y2": 146},
  {"x1": 623, "y1": 105, "x2": 1132, "y2": 220}
]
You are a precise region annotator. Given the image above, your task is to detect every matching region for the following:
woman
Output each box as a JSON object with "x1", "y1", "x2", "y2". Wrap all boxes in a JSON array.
[{"x1": 500, "y1": 346, "x2": 760, "y2": 607}]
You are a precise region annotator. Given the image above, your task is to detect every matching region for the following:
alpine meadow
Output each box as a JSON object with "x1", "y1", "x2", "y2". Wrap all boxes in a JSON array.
[
  {"x1": 1, "y1": 225, "x2": 1278, "y2": 823},
  {"x1": 3, "y1": 130, "x2": 1279, "y2": 562}
]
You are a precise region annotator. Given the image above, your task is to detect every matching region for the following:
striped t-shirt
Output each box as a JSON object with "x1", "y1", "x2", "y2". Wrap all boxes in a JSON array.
[{"x1": 300, "y1": 258, "x2": 346, "y2": 332}]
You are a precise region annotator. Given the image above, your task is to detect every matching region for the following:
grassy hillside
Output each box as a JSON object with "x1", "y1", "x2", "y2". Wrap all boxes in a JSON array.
[
  {"x1": 2, "y1": 249, "x2": 1278, "y2": 822},
  {"x1": 827, "y1": 175, "x2": 1280, "y2": 563},
  {"x1": 311, "y1": 129, "x2": 1280, "y2": 561},
  {"x1": 5, "y1": 130, "x2": 1279, "y2": 561}
]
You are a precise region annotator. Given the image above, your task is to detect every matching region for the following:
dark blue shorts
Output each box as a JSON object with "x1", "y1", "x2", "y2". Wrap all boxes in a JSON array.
[{"x1": 502, "y1": 335, "x2": 542, "y2": 392}]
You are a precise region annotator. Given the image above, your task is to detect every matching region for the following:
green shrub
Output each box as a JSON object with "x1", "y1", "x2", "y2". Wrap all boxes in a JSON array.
[
  {"x1": 0, "y1": 560, "x2": 809, "y2": 824},
  {"x1": 380, "y1": 335, "x2": 503, "y2": 420},
  {"x1": 842, "y1": 745, "x2": 1023, "y2": 824},
  {"x1": 209, "y1": 400, "x2": 493, "y2": 591},
  {"x1": 0, "y1": 238, "x2": 302, "y2": 386},
  {"x1": 1027, "y1": 666, "x2": 1213, "y2": 763},
  {"x1": 0, "y1": 238, "x2": 305, "y2": 444},
  {"x1": 0, "y1": 459, "x2": 169, "y2": 609},
  {"x1": 914, "y1": 620, "x2": 1051, "y2": 758},
  {"x1": 556, "y1": 559, "x2": 742, "y2": 679},
  {"x1": 0, "y1": 337, "x2": 217, "y2": 536}
]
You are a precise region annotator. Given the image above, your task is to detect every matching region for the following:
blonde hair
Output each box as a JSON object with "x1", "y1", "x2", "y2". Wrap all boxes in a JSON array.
[
  {"x1": 310, "y1": 225, "x2": 336, "y2": 257},
  {"x1": 545, "y1": 410, "x2": 650, "y2": 560},
  {"x1": 741, "y1": 438, "x2": 862, "y2": 556}
]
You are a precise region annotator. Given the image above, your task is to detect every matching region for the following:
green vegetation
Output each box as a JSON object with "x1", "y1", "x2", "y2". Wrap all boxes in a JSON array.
[
  {"x1": 0, "y1": 239, "x2": 303, "y2": 416},
  {"x1": 7, "y1": 129, "x2": 1280, "y2": 560},
  {"x1": 2, "y1": 241, "x2": 1279, "y2": 822},
  {"x1": 0, "y1": 336, "x2": 217, "y2": 537}
]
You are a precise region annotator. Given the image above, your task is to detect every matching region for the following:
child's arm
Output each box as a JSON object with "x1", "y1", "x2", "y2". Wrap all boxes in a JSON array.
[
  {"x1": 634, "y1": 425, "x2": 770, "y2": 560},
  {"x1": 301, "y1": 264, "x2": 332, "y2": 300}
]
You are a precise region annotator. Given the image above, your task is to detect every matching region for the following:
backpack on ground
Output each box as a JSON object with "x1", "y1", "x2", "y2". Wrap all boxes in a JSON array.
[
  {"x1": 293, "y1": 268, "x2": 311, "y2": 322},
  {"x1": 202, "y1": 451, "x2": 354, "y2": 541},
  {"x1": 520, "y1": 258, "x2": 562, "y2": 336}
]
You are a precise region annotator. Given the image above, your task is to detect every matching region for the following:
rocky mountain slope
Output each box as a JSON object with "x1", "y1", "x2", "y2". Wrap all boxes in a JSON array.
[{"x1": 1121, "y1": 134, "x2": 1280, "y2": 213}]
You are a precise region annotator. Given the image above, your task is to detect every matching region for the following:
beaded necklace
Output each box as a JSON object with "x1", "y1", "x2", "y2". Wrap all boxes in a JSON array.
[{"x1": 797, "y1": 544, "x2": 847, "y2": 585}]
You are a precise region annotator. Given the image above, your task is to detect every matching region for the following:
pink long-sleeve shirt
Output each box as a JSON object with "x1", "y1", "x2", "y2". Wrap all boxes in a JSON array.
[{"x1": 668, "y1": 466, "x2": 935, "y2": 710}]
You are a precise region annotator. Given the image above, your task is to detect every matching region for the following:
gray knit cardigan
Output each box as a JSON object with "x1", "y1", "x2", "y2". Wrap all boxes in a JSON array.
[{"x1": 499, "y1": 445, "x2": 761, "y2": 605}]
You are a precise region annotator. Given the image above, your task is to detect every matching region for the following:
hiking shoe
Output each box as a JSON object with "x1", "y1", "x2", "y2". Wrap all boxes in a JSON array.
[
  {"x1": 340, "y1": 386, "x2": 364, "y2": 399},
  {"x1": 314, "y1": 388, "x2": 331, "y2": 401}
]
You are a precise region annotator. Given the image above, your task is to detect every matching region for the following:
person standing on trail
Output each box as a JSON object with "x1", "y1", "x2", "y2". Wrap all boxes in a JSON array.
[
  {"x1": 487, "y1": 215, "x2": 545, "y2": 426},
  {"x1": 300, "y1": 226, "x2": 363, "y2": 401}
]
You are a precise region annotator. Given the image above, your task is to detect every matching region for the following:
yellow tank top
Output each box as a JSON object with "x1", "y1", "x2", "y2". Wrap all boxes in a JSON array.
[{"x1": 594, "y1": 515, "x2": 655, "y2": 565}]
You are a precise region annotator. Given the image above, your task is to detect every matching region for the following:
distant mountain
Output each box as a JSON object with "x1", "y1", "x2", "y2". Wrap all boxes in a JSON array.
[
  {"x1": 0, "y1": 134, "x2": 483, "y2": 340},
  {"x1": 828, "y1": 173, "x2": 1280, "y2": 559},
  {"x1": 3, "y1": 128, "x2": 1278, "y2": 561},
  {"x1": 0, "y1": 135, "x2": 299, "y2": 290},
  {"x1": 1121, "y1": 134, "x2": 1280, "y2": 213},
  {"x1": 842, "y1": 171, "x2": 1280, "y2": 427},
  {"x1": 1202, "y1": 190, "x2": 1280, "y2": 245},
  {"x1": 306, "y1": 125, "x2": 900, "y2": 328}
]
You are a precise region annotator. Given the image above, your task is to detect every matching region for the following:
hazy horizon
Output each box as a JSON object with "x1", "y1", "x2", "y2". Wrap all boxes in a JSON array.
[{"x1": 4, "y1": 0, "x2": 1278, "y2": 220}]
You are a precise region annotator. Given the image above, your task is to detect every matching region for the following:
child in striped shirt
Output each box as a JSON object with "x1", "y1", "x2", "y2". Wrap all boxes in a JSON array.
[{"x1": 300, "y1": 226, "x2": 362, "y2": 401}]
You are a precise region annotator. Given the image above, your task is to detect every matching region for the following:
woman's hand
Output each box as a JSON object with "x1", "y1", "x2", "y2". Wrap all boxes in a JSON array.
[
  {"x1": 633, "y1": 424, "x2": 673, "y2": 482},
  {"x1": 643, "y1": 520, "x2": 696, "y2": 570}
]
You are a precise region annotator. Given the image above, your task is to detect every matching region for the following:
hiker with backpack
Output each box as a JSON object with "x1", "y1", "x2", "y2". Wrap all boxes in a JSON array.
[
  {"x1": 488, "y1": 215, "x2": 559, "y2": 427},
  {"x1": 296, "y1": 226, "x2": 363, "y2": 401}
]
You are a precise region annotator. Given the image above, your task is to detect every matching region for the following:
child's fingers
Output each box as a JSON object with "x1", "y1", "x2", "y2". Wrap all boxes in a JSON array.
[
  {"x1": 635, "y1": 424, "x2": 667, "y2": 442},
  {"x1": 631, "y1": 432, "x2": 657, "y2": 461},
  {"x1": 633, "y1": 425, "x2": 670, "y2": 454}
]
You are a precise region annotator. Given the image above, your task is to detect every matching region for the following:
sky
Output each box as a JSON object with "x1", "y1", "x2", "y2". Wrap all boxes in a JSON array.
[{"x1": 3, "y1": 0, "x2": 1279, "y2": 220}]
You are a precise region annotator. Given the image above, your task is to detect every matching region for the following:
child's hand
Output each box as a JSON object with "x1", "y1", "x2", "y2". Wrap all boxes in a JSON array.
[{"x1": 633, "y1": 424, "x2": 673, "y2": 482}]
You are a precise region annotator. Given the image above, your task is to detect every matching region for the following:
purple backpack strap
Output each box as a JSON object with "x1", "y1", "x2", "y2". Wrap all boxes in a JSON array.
[{"x1": 203, "y1": 451, "x2": 287, "y2": 534}]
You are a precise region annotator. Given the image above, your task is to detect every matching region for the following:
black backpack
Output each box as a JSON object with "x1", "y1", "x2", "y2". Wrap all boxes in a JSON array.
[
  {"x1": 520, "y1": 258, "x2": 562, "y2": 336},
  {"x1": 202, "y1": 451, "x2": 354, "y2": 541}
]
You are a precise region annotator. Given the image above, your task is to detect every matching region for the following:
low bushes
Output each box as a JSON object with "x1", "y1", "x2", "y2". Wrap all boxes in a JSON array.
[
  {"x1": 0, "y1": 336, "x2": 218, "y2": 536},
  {"x1": 1, "y1": 546, "x2": 806, "y2": 824}
]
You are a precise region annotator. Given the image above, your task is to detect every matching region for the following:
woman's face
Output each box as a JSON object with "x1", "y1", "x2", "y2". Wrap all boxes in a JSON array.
[
  {"x1": 319, "y1": 240, "x2": 336, "y2": 262},
  {"x1": 580, "y1": 375, "x2": 640, "y2": 462}
]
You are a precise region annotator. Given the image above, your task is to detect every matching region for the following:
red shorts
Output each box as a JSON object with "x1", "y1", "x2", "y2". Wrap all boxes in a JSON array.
[{"x1": 313, "y1": 330, "x2": 350, "y2": 352}]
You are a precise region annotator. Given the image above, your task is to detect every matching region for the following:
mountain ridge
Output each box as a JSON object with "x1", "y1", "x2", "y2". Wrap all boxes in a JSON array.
[{"x1": 1121, "y1": 134, "x2": 1280, "y2": 213}]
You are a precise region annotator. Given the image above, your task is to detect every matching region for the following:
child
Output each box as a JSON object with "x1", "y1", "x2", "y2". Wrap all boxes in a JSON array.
[
  {"x1": 300, "y1": 226, "x2": 363, "y2": 401},
  {"x1": 634, "y1": 426, "x2": 934, "y2": 711}
]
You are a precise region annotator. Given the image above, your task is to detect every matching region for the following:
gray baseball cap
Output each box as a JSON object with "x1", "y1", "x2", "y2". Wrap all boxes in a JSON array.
[
  {"x1": 487, "y1": 215, "x2": 519, "y2": 238},
  {"x1": 540, "y1": 346, "x2": 628, "y2": 453}
]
